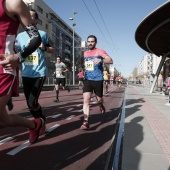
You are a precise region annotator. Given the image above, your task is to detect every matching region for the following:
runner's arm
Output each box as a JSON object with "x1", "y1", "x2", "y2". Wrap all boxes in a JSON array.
[
  {"x1": 39, "y1": 37, "x2": 55, "y2": 54},
  {"x1": 103, "y1": 55, "x2": 113, "y2": 64},
  {"x1": 9, "y1": 0, "x2": 41, "y2": 59},
  {"x1": 0, "y1": 0, "x2": 41, "y2": 69}
]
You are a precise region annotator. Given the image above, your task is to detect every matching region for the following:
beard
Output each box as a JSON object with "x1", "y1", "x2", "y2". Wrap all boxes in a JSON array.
[{"x1": 88, "y1": 44, "x2": 95, "y2": 50}]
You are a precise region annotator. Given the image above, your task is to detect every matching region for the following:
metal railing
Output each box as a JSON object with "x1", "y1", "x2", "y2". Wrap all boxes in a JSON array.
[{"x1": 19, "y1": 77, "x2": 71, "y2": 87}]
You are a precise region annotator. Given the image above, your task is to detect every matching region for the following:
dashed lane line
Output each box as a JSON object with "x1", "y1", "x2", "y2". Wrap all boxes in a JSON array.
[
  {"x1": 0, "y1": 137, "x2": 14, "y2": 145},
  {"x1": 7, "y1": 141, "x2": 31, "y2": 156},
  {"x1": 77, "y1": 104, "x2": 83, "y2": 107},
  {"x1": 65, "y1": 115, "x2": 75, "y2": 120},
  {"x1": 45, "y1": 124, "x2": 60, "y2": 133},
  {"x1": 51, "y1": 114, "x2": 62, "y2": 118},
  {"x1": 66, "y1": 108, "x2": 74, "y2": 111}
]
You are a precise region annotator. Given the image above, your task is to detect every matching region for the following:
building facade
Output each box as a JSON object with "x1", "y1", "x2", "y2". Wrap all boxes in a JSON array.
[{"x1": 22, "y1": 0, "x2": 82, "y2": 84}]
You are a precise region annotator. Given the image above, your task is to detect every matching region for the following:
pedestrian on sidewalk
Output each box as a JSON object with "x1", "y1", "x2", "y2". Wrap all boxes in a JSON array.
[
  {"x1": 15, "y1": 9, "x2": 55, "y2": 134},
  {"x1": 165, "y1": 72, "x2": 170, "y2": 105},
  {"x1": 53, "y1": 56, "x2": 70, "y2": 102},
  {"x1": 0, "y1": 0, "x2": 43, "y2": 144},
  {"x1": 80, "y1": 35, "x2": 113, "y2": 130}
]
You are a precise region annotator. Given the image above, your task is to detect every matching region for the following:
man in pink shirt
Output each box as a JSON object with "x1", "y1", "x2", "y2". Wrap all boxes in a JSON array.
[{"x1": 80, "y1": 35, "x2": 113, "y2": 129}]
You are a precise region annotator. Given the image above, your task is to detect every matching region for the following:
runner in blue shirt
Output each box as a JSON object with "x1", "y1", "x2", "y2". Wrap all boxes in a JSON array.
[{"x1": 16, "y1": 9, "x2": 55, "y2": 135}]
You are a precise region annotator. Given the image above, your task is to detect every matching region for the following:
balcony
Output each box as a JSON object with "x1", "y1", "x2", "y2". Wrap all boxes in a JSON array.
[{"x1": 65, "y1": 49, "x2": 71, "y2": 54}]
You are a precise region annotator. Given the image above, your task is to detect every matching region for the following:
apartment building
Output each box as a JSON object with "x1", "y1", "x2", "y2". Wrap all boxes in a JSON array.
[{"x1": 22, "y1": 0, "x2": 82, "y2": 83}]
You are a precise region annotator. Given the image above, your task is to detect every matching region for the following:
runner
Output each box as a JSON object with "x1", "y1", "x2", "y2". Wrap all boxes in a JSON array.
[
  {"x1": 80, "y1": 35, "x2": 113, "y2": 130},
  {"x1": 15, "y1": 9, "x2": 55, "y2": 135},
  {"x1": 53, "y1": 56, "x2": 70, "y2": 102},
  {"x1": 77, "y1": 70, "x2": 84, "y2": 89},
  {"x1": 116, "y1": 75, "x2": 123, "y2": 88},
  {"x1": 103, "y1": 66, "x2": 109, "y2": 94},
  {"x1": 0, "y1": 0, "x2": 43, "y2": 144},
  {"x1": 110, "y1": 74, "x2": 114, "y2": 86}
]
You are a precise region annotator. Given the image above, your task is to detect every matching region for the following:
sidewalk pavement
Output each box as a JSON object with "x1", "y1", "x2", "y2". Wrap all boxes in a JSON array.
[{"x1": 122, "y1": 85, "x2": 170, "y2": 170}]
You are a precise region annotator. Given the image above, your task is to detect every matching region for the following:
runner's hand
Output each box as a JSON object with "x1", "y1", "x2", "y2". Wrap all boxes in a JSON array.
[{"x1": 0, "y1": 54, "x2": 19, "y2": 71}]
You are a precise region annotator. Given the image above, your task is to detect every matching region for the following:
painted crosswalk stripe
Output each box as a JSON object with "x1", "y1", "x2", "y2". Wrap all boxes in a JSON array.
[
  {"x1": 7, "y1": 141, "x2": 30, "y2": 156},
  {"x1": 0, "y1": 137, "x2": 14, "y2": 145},
  {"x1": 66, "y1": 115, "x2": 75, "y2": 120},
  {"x1": 51, "y1": 114, "x2": 62, "y2": 118},
  {"x1": 78, "y1": 109, "x2": 83, "y2": 112},
  {"x1": 46, "y1": 124, "x2": 60, "y2": 133},
  {"x1": 66, "y1": 108, "x2": 74, "y2": 111}
]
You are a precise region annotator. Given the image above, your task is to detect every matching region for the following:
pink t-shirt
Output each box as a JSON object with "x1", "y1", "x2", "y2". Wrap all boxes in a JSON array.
[{"x1": 84, "y1": 48, "x2": 108, "y2": 81}]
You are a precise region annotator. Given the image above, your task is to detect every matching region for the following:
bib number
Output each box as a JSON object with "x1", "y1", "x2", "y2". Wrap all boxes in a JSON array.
[
  {"x1": 25, "y1": 52, "x2": 38, "y2": 65},
  {"x1": 85, "y1": 61, "x2": 94, "y2": 71}
]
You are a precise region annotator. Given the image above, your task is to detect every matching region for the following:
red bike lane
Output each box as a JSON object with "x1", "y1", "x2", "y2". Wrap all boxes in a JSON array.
[{"x1": 0, "y1": 86, "x2": 125, "y2": 170}]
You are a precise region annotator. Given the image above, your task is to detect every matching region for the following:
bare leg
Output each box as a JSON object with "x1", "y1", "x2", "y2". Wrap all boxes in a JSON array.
[
  {"x1": 0, "y1": 92, "x2": 35, "y2": 129},
  {"x1": 106, "y1": 82, "x2": 108, "y2": 93},
  {"x1": 83, "y1": 92, "x2": 92, "y2": 121}
]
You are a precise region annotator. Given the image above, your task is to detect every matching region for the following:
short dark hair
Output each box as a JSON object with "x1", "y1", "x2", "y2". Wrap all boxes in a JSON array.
[
  {"x1": 87, "y1": 35, "x2": 97, "y2": 43},
  {"x1": 30, "y1": 9, "x2": 38, "y2": 19},
  {"x1": 56, "y1": 56, "x2": 61, "y2": 60}
]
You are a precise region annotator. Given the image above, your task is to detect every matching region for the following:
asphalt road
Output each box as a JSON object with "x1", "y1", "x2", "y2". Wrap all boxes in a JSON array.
[{"x1": 0, "y1": 85, "x2": 125, "y2": 170}]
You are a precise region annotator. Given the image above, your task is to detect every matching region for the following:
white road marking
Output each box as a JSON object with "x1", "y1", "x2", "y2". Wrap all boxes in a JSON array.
[
  {"x1": 46, "y1": 124, "x2": 60, "y2": 133},
  {"x1": 77, "y1": 104, "x2": 83, "y2": 107},
  {"x1": 7, "y1": 141, "x2": 31, "y2": 156},
  {"x1": 51, "y1": 114, "x2": 62, "y2": 118},
  {"x1": 78, "y1": 109, "x2": 83, "y2": 112},
  {"x1": 66, "y1": 115, "x2": 75, "y2": 120},
  {"x1": 0, "y1": 137, "x2": 14, "y2": 145},
  {"x1": 66, "y1": 108, "x2": 74, "y2": 111}
]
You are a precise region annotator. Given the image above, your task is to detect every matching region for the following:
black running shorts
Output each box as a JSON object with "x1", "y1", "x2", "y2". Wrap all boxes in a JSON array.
[
  {"x1": 56, "y1": 78, "x2": 65, "y2": 86},
  {"x1": 83, "y1": 80, "x2": 103, "y2": 97}
]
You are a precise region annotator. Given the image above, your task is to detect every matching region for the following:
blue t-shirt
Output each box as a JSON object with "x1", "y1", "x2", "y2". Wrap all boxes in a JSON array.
[
  {"x1": 84, "y1": 48, "x2": 108, "y2": 81},
  {"x1": 16, "y1": 30, "x2": 49, "y2": 77}
]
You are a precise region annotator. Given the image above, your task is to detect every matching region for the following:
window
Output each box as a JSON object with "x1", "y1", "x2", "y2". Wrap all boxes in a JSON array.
[
  {"x1": 38, "y1": 19, "x2": 42, "y2": 26},
  {"x1": 46, "y1": 13, "x2": 48, "y2": 18},
  {"x1": 37, "y1": 6, "x2": 43, "y2": 14},
  {"x1": 45, "y1": 24, "x2": 48, "y2": 29}
]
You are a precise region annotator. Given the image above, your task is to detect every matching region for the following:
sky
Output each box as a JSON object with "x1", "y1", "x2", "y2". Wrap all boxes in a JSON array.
[{"x1": 43, "y1": 0, "x2": 167, "y2": 77}]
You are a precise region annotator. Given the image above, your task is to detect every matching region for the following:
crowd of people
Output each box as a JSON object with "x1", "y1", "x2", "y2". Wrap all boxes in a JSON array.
[{"x1": 0, "y1": 0, "x2": 124, "y2": 144}]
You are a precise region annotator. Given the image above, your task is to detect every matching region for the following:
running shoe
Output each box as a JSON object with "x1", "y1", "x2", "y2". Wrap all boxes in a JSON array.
[
  {"x1": 53, "y1": 98, "x2": 59, "y2": 102},
  {"x1": 99, "y1": 104, "x2": 106, "y2": 114},
  {"x1": 29, "y1": 118, "x2": 42, "y2": 144},
  {"x1": 39, "y1": 118, "x2": 46, "y2": 135},
  {"x1": 80, "y1": 121, "x2": 90, "y2": 130}
]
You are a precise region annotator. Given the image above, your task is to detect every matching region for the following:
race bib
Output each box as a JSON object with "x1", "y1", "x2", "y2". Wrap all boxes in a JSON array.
[
  {"x1": 24, "y1": 52, "x2": 38, "y2": 65},
  {"x1": 85, "y1": 61, "x2": 94, "y2": 71}
]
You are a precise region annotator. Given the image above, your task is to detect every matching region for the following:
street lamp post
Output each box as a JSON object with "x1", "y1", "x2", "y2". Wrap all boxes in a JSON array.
[{"x1": 69, "y1": 11, "x2": 77, "y2": 85}]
